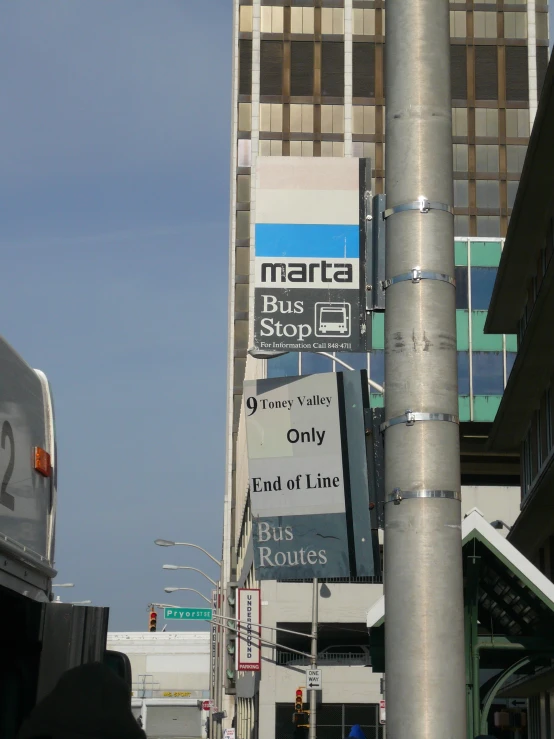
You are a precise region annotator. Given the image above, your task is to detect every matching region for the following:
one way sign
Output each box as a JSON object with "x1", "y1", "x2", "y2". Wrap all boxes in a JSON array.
[{"x1": 306, "y1": 669, "x2": 322, "y2": 690}]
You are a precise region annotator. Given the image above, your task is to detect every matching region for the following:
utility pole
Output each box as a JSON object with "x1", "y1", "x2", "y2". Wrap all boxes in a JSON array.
[
  {"x1": 309, "y1": 578, "x2": 318, "y2": 739},
  {"x1": 383, "y1": 3, "x2": 466, "y2": 739}
]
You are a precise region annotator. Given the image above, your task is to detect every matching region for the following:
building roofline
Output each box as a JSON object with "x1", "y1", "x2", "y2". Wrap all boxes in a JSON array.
[{"x1": 485, "y1": 52, "x2": 554, "y2": 335}]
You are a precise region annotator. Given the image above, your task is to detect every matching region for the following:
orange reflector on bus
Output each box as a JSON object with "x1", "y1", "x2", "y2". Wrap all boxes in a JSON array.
[{"x1": 34, "y1": 447, "x2": 51, "y2": 477}]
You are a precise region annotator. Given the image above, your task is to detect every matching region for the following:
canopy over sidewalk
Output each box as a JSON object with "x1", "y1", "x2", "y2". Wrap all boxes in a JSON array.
[{"x1": 367, "y1": 509, "x2": 554, "y2": 738}]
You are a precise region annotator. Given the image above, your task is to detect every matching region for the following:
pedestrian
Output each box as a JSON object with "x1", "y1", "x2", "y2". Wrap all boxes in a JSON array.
[{"x1": 17, "y1": 662, "x2": 146, "y2": 739}]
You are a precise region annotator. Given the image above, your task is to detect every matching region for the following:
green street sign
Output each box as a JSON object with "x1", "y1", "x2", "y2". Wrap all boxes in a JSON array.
[{"x1": 164, "y1": 607, "x2": 213, "y2": 621}]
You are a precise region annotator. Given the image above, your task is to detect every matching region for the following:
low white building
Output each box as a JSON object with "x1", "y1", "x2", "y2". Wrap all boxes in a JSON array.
[{"x1": 107, "y1": 631, "x2": 210, "y2": 739}]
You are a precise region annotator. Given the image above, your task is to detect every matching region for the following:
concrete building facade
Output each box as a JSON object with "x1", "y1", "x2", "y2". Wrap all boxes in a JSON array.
[
  {"x1": 486, "y1": 48, "x2": 554, "y2": 739},
  {"x1": 107, "y1": 632, "x2": 210, "y2": 739}
]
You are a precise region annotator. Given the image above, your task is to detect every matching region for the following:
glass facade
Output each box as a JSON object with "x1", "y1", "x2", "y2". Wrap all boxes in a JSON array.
[{"x1": 268, "y1": 238, "x2": 516, "y2": 423}]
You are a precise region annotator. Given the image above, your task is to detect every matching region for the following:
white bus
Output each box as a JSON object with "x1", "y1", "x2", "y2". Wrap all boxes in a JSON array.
[{"x1": 0, "y1": 335, "x2": 130, "y2": 738}]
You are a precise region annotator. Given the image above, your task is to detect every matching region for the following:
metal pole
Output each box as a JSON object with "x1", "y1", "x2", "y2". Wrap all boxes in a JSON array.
[
  {"x1": 383, "y1": 3, "x2": 466, "y2": 739},
  {"x1": 215, "y1": 580, "x2": 222, "y2": 739},
  {"x1": 309, "y1": 577, "x2": 318, "y2": 739}
]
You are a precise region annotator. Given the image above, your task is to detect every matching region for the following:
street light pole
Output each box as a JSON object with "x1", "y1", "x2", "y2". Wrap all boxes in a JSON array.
[
  {"x1": 384, "y1": 3, "x2": 466, "y2": 739},
  {"x1": 164, "y1": 587, "x2": 212, "y2": 605},
  {"x1": 309, "y1": 578, "x2": 318, "y2": 739}
]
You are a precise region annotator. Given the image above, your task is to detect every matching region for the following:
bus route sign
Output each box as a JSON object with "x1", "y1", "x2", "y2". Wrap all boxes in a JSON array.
[{"x1": 164, "y1": 608, "x2": 213, "y2": 621}]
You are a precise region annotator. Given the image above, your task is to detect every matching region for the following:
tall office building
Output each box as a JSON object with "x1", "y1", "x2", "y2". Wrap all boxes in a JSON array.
[{"x1": 223, "y1": 3, "x2": 549, "y2": 738}]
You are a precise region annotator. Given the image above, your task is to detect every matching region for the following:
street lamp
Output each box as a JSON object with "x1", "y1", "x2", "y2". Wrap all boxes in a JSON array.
[
  {"x1": 162, "y1": 565, "x2": 218, "y2": 588},
  {"x1": 52, "y1": 583, "x2": 75, "y2": 588},
  {"x1": 164, "y1": 587, "x2": 212, "y2": 605},
  {"x1": 247, "y1": 347, "x2": 385, "y2": 393},
  {"x1": 490, "y1": 519, "x2": 512, "y2": 532},
  {"x1": 154, "y1": 540, "x2": 222, "y2": 567}
]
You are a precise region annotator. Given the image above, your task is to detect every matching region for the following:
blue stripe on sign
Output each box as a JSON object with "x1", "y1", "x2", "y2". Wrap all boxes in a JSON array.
[{"x1": 255, "y1": 224, "x2": 360, "y2": 259}]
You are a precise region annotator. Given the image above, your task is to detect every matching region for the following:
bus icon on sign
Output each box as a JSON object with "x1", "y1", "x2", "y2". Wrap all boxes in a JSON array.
[{"x1": 315, "y1": 302, "x2": 351, "y2": 338}]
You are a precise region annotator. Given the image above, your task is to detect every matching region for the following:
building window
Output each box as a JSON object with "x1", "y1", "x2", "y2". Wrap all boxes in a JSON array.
[
  {"x1": 471, "y1": 266, "x2": 498, "y2": 310},
  {"x1": 321, "y1": 142, "x2": 345, "y2": 157},
  {"x1": 450, "y1": 11, "x2": 466, "y2": 37},
  {"x1": 453, "y1": 144, "x2": 469, "y2": 171},
  {"x1": 267, "y1": 353, "x2": 299, "y2": 378},
  {"x1": 506, "y1": 46, "x2": 529, "y2": 102},
  {"x1": 353, "y1": 106, "x2": 376, "y2": 134},
  {"x1": 239, "y1": 40, "x2": 252, "y2": 96},
  {"x1": 236, "y1": 211, "x2": 250, "y2": 240},
  {"x1": 506, "y1": 109, "x2": 530, "y2": 138},
  {"x1": 336, "y1": 353, "x2": 368, "y2": 373},
  {"x1": 476, "y1": 145, "x2": 499, "y2": 172},
  {"x1": 455, "y1": 266, "x2": 469, "y2": 309},
  {"x1": 451, "y1": 46, "x2": 468, "y2": 99},
  {"x1": 290, "y1": 105, "x2": 314, "y2": 133},
  {"x1": 475, "y1": 47, "x2": 498, "y2": 100},
  {"x1": 476, "y1": 180, "x2": 500, "y2": 209},
  {"x1": 261, "y1": 7, "x2": 284, "y2": 34},
  {"x1": 289, "y1": 141, "x2": 314, "y2": 157},
  {"x1": 506, "y1": 352, "x2": 517, "y2": 382},
  {"x1": 458, "y1": 352, "x2": 470, "y2": 395},
  {"x1": 259, "y1": 140, "x2": 283, "y2": 156},
  {"x1": 260, "y1": 103, "x2": 283, "y2": 132},
  {"x1": 353, "y1": 9, "x2": 376, "y2": 36},
  {"x1": 291, "y1": 41, "x2": 314, "y2": 96},
  {"x1": 300, "y1": 353, "x2": 333, "y2": 375},
  {"x1": 370, "y1": 350, "x2": 384, "y2": 391},
  {"x1": 452, "y1": 108, "x2": 468, "y2": 137},
  {"x1": 353, "y1": 42, "x2": 375, "y2": 98},
  {"x1": 237, "y1": 175, "x2": 251, "y2": 204},
  {"x1": 475, "y1": 109, "x2": 499, "y2": 137},
  {"x1": 507, "y1": 145, "x2": 527, "y2": 173},
  {"x1": 321, "y1": 42, "x2": 345, "y2": 97},
  {"x1": 321, "y1": 8, "x2": 344, "y2": 35},
  {"x1": 507, "y1": 181, "x2": 519, "y2": 209},
  {"x1": 536, "y1": 12, "x2": 549, "y2": 41},
  {"x1": 476, "y1": 216, "x2": 501, "y2": 237},
  {"x1": 504, "y1": 12, "x2": 527, "y2": 38},
  {"x1": 239, "y1": 6, "x2": 253, "y2": 33},
  {"x1": 290, "y1": 7, "x2": 315, "y2": 35},
  {"x1": 454, "y1": 180, "x2": 469, "y2": 208},
  {"x1": 321, "y1": 106, "x2": 344, "y2": 134},
  {"x1": 260, "y1": 41, "x2": 284, "y2": 96},
  {"x1": 238, "y1": 103, "x2": 252, "y2": 132},
  {"x1": 238, "y1": 139, "x2": 252, "y2": 168},
  {"x1": 474, "y1": 11, "x2": 497, "y2": 38},
  {"x1": 472, "y1": 352, "x2": 504, "y2": 395},
  {"x1": 352, "y1": 142, "x2": 376, "y2": 161},
  {"x1": 454, "y1": 215, "x2": 470, "y2": 237}
]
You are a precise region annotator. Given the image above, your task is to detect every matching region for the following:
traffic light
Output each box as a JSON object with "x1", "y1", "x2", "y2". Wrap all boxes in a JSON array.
[
  {"x1": 148, "y1": 610, "x2": 157, "y2": 632},
  {"x1": 293, "y1": 687, "x2": 309, "y2": 736},
  {"x1": 294, "y1": 689, "x2": 303, "y2": 713}
]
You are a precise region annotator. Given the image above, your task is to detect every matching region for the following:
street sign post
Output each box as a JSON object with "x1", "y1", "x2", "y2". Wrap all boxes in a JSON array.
[
  {"x1": 306, "y1": 669, "x2": 322, "y2": 691},
  {"x1": 164, "y1": 608, "x2": 213, "y2": 621}
]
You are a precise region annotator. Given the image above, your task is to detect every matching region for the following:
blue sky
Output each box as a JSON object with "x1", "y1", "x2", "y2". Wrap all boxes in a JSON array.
[
  {"x1": 0, "y1": 2, "x2": 552, "y2": 632},
  {"x1": 0, "y1": 1, "x2": 231, "y2": 630}
]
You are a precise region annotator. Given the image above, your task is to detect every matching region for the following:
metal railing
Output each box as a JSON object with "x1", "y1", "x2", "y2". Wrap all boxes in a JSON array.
[
  {"x1": 276, "y1": 651, "x2": 371, "y2": 666},
  {"x1": 276, "y1": 575, "x2": 383, "y2": 584}
]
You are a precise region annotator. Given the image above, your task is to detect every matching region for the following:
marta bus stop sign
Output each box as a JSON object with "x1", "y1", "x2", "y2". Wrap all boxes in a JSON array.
[{"x1": 253, "y1": 157, "x2": 371, "y2": 353}]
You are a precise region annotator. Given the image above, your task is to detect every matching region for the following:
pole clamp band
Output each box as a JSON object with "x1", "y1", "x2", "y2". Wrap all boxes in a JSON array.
[
  {"x1": 380, "y1": 410, "x2": 459, "y2": 432},
  {"x1": 386, "y1": 489, "x2": 462, "y2": 505},
  {"x1": 381, "y1": 267, "x2": 456, "y2": 290},
  {"x1": 383, "y1": 196, "x2": 454, "y2": 220}
]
